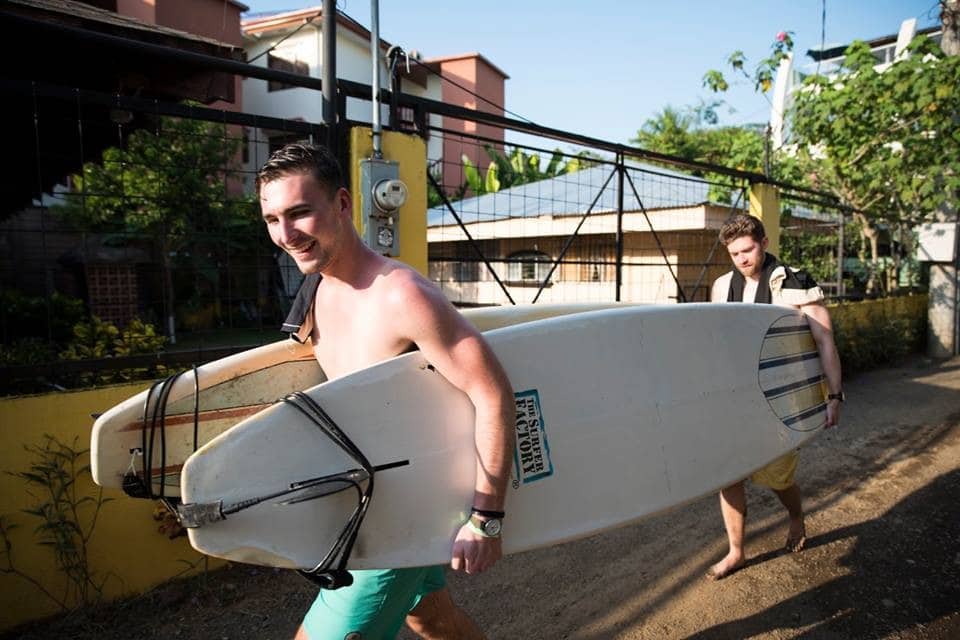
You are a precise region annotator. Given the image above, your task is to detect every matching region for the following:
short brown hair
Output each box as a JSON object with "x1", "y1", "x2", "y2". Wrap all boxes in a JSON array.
[
  {"x1": 255, "y1": 143, "x2": 344, "y2": 196},
  {"x1": 719, "y1": 214, "x2": 766, "y2": 246}
]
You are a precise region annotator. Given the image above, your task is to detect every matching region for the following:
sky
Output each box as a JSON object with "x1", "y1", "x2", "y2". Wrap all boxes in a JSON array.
[{"x1": 240, "y1": 1, "x2": 942, "y2": 147}]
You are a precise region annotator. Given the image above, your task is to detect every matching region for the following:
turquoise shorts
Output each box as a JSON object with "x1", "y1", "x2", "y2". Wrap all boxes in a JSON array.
[{"x1": 302, "y1": 566, "x2": 446, "y2": 640}]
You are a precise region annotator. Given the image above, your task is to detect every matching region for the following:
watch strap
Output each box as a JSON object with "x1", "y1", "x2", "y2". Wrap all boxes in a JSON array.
[
  {"x1": 466, "y1": 515, "x2": 501, "y2": 538},
  {"x1": 470, "y1": 507, "x2": 505, "y2": 518}
]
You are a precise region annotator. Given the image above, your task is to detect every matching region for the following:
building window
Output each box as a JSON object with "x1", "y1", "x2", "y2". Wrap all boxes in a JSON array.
[
  {"x1": 579, "y1": 259, "x2": 613, "y2": 282},
  {"x1": 507, "y1": 251, "x2": 552, "y2": 284},
  {"x1": 268, "y1": 53, "x2": 309, "y2": 92}
]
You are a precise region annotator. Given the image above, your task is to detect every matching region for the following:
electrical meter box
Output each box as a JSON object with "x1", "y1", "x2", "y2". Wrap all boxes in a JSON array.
[{"x1": 359, "y1": 158, "x2": 407, "y2": 256}]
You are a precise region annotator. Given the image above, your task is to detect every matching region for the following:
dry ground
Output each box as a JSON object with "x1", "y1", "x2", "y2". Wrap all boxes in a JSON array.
[{"x1": 6, "y1": 356, "x2": 960, "y2": 640}]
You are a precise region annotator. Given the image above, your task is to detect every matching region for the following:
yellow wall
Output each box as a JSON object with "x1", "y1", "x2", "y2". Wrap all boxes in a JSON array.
[
  {"x1": 749, "y1": 183, "x2": 780, "y2": 255},
  {"x1": 348, "y1": 127, "x2": 428, "y2": 275},
  {"x1": 0, "y1": 383, "x2": 221, "y2": 631}
]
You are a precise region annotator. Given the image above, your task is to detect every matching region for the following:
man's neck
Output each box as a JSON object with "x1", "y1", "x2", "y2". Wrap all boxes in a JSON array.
[{"x1": 320, "y1": 237, "x2": 387, "y2": 287}]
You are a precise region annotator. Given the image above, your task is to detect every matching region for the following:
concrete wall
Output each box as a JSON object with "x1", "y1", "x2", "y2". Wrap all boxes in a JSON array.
[{"x1": 927, "y1": 263, "x2": 958, "y2": 358}]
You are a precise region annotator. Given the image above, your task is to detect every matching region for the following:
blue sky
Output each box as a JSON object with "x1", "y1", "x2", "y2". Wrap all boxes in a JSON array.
[{"x1": 242, "y1": 1, "x2": 941, "y2": 146}]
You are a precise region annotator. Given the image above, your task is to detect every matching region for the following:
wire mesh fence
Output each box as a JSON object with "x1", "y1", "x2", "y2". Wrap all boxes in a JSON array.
[
  {"x1": 779, "y1": 191, "x2": 846, "y2": 299},
  {"x1": 0, "y1": 81, "x2": 331, "y2": 393},
  {"x1": 0, "y1": 31, "x2": 906, "y2": 394},
  {"x1": 425, "y1": 135, "x2": 751, "y2": 306},
  {"x1": 778, "y1": 189, "x2": 928, "y2": 301}
]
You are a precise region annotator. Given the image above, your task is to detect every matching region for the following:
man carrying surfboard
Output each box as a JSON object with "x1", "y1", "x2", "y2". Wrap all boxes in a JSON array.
[
  {"x1": 707, "y1": 213, "x2": 843, "y2": 580},
  {"x1": 257, "y1": 144, "x2": 515, "y2": 639}
]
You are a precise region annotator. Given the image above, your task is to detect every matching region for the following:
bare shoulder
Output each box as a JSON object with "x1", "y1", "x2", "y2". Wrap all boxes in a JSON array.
[
  {"x1": 376, "y1": 261, "x2": 472, "y2": 337},
  {"x1": 377, "y1": 261, "x2": 446, "y2": 307}
]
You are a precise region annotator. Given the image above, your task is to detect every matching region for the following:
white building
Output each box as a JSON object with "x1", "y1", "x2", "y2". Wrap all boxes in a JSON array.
[
  {"x1": 240, "y1": 7, "x2": 508, "y2": 192},
  {"x1": 770, "y1": 18, "x2": 943, "y2": 149}
]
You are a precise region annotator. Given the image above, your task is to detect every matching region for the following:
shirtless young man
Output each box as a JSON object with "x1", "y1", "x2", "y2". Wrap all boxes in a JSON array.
[
  {"x1": 257, "y1": 144, "x2": 515, "y2": 639},
  {"x1": 706, "y1": 214, "x2": 843, "y2": 580}
]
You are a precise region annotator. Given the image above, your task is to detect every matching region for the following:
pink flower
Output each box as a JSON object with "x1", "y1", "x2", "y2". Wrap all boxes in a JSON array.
[{"x1": 776, "y1": 31, "x2": 787, "y2": 42}]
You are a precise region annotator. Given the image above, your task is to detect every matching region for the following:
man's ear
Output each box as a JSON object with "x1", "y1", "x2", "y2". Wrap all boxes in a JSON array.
[
  {"x1": 335, "y1": 186, "x2": 352, "y2": 216},
  {"x1": 761, "y1": 236, "x2": 769, "y2": 252}
]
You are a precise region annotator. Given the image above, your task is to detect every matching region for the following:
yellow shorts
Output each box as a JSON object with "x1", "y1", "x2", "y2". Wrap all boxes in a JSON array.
[{"x1": 750, "y1": 450, "x2": 799, "y2": 491}]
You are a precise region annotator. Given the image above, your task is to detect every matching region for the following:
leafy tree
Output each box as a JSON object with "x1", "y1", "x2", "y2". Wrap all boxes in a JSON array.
[
  {"x1": 789, "y1": 35, "x2": 960, "y2": 292},
  {"x1": 53, "y1": 113, "x2": 258, "y2": 341},
  {"x1": 460, "y1": 145, "x2": 589, "y2": 197},
  {"x1": 704, "y1": 30, "x2": 960, "y2": 294},
  {"x1": 631, "y1": 106, "x2": 700, "y2": 159},
  {"x1": 703, "y1": 31, "x2": 795, "y2": 94},
  {"x1": 630, "y1": 105, "x2": 769, "y2": 203}
]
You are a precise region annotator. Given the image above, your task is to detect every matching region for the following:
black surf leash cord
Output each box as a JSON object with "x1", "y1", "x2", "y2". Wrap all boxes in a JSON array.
[
  {"x1": 176, "y1": 390, "x2": 408, "y2": 590},
  {"x1": 123, "y1": 366, "x2": 199, "y2": 506},
  {"x1": 283, "y1": 391, "x2": 403, "y2": 590}
]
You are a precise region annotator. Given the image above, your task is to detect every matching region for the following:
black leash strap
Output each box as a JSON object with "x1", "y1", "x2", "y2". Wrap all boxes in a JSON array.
[
  {"x1": 282, "y1": 391, "x2": 376, "y2": 590},
  {"x1": 176, "y1": 391, "x2": 408, "y2": 591},
  {"x1": 121, "y1": 366, "x2": 200, "y2": 500}
]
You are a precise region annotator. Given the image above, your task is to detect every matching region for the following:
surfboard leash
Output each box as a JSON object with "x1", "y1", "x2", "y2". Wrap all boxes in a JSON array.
[
  {"x1": 174, "y1": 391, "x2": 407, "y2": 590},
  {"x1": 281, "y1": 391, "x2": 378, "y2": 590},
  {"x1": 122, "y1": 366, "x2": 200, "y2": 502}
]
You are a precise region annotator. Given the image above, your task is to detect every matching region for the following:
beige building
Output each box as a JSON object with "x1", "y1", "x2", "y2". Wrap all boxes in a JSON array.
[{"x1": 428, "y1": 165, "x2": 740, "y2": 305}]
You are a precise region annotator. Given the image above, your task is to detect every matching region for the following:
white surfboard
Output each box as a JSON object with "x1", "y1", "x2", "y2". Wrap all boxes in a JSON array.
[
  {"x1": 90, "y1": 303, "x2": 628, "y2": 496},
  {"x1": 179, "y1": 304, "x2": 828, "y2": 571}
]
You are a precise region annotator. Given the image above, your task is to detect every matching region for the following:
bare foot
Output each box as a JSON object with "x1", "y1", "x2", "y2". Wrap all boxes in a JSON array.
[
  {"x1": 785, "y1": 520, "x2": 806, "y2": 553},
  {"x1": 705, "y1": 553, "x2": 744, "y2": 581}
]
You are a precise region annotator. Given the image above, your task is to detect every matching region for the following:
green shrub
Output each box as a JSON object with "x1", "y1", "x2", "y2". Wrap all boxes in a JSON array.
[
  {"x1": 832, "y1": 298, "x2": 927, "y2": 374},
  {"x1": 0, "y1": 290, "x2": 86, "y2": 344},
  {"x1": 58, "y1": 316, "x2": 168, "y2": 385},
  {"x1": 0, "y1": 338, "x2": 55, "y2": 367}
]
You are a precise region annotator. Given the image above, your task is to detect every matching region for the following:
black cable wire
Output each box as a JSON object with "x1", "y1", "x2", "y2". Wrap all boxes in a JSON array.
[
  {"x1": 406, "y1": 55, "x2": 538, "y2": 126},
  {"x1": 247, "y1": 10, "x2": 323, "y2": 64},
  {"x1": 244, "y1": 5, "x2": 537, "y2": 129}
]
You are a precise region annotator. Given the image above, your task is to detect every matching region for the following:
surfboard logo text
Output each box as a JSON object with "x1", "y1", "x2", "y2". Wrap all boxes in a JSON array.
[{"x1": 513, "y1": 389, "x2": 553, "y2": 485}]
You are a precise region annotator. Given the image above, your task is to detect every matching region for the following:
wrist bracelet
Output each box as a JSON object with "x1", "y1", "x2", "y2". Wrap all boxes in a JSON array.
[{"x1": 470, "y1": 507, "x2": 505, "y2": 518}]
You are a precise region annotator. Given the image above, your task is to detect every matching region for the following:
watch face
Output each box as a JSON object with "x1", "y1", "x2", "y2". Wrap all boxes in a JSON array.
[{"x1": 482, "y1": 518, "x2": 502, "y2": 537}]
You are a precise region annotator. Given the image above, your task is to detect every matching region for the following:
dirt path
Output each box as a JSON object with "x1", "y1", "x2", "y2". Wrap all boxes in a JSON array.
[{"x1": 8, "y1": 356, "x2": 960, "y2": 640}]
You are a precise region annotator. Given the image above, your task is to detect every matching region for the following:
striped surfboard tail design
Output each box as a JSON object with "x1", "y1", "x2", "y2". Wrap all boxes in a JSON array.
[{"x1": 759, "y1": 313, "x2": 827, "y2": 433}]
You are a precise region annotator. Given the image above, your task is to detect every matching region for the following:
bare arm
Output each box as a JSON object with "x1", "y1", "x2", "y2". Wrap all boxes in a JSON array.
[
  {"x1": 801, "y1": 302, "x2": 842, "y2": 427},
  {"x1": 391, "y1": 273, "x2": 514, "y2": 573}
]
